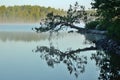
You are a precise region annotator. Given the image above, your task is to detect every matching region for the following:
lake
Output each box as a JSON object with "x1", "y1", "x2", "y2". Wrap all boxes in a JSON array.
[{"x1": 0, "y1": 24, "x2": 120, "y2": 80}]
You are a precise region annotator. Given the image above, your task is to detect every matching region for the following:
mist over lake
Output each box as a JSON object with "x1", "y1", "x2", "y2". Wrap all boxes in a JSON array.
[{"x1": 0, "y1": 24, "x2": 119, "y2": 80}]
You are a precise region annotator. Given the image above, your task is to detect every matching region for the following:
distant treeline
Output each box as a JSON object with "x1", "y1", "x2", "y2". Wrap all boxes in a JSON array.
[{"x1": 0, "y1": 5, "x2": 65, "y2": 23}]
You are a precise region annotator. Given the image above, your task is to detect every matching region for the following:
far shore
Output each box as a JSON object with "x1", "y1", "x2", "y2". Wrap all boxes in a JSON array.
[{"x1": 0, "y1": 22, "x2": 40, "y2": 25}]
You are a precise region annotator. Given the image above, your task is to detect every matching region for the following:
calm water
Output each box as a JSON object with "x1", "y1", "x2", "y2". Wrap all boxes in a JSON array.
[{"x1": 0, "y1": 24, "x2": 120, "y2": 80}]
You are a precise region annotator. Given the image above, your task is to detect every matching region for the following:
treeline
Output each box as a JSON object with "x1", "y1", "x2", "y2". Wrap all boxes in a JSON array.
[{"x1": 0, "y1": 5, "x2": 65, "y2": 23}]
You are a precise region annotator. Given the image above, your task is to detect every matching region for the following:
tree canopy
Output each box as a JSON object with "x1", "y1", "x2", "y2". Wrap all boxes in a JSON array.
[
  {"x1": 92, "y1": 0, "x2": 120, "y2": 20},
  {"x1": 91, "y1": 0, "x2": 120, "y2": 40}
]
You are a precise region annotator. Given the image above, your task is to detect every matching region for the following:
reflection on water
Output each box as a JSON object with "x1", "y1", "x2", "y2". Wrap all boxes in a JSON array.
[
  {"x1": 33, "y1": 32, "x2": 120, "y2": 80},
  {"x1": 85, "y1": 33, "x2": 120, "y2": 79},
  {"x1": 0, "y1": 32, "x2": 71, "y2": 42},
  {"x1": 0, "y1": 31, "x2": 49, "y2": 42},
  {"x1": 91, "y1": 51, "x2": 120, "y2": 80},
  {"x1": 33, "y1": 46, "x2": 96, "y2": 77},
  {"x1": 0, "y1": 29, "x2": 120, "y2": 80}
]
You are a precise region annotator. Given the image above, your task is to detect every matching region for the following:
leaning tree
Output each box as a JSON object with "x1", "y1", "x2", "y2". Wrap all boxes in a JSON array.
[{"x1": 33, "y1": 2, "x2": 88, "y2": 33}]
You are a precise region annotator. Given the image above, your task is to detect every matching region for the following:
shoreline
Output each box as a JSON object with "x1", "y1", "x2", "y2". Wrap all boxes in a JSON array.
[{"x1": 95, "y1": 38, "x2": 120, "y2": 55}]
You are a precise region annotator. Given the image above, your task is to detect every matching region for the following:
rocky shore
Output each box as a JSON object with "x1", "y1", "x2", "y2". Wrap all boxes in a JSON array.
[
  {"x1": 95, "y1": 38, "x2": 120, "y2": 55},
  {"x1": 77, "y1": 29, "x2": 120, "y2": 55}
]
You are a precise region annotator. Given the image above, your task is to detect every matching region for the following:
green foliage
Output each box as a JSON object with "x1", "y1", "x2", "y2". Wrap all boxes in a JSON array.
[
  {"x1": 91, "y1": 0, "x2": 120, "y2": 26},
  {"x1": 107, "y1": 19, "x2": 120, "y2": 40},
  {"x1": 34, "y1": 2, "x2": 87, "y2": 32},
  {"x1": 0, "y1": 5, "x2": 65, "y2": 23},
  {"x1": 85, "y1": 21, "x2": 99, "y2": 29},
  {"x1": 85, "y1": 20, "x2": 109, "y2": 30},
  {"x1": 66, "y1": 2, "x2": 87, "y2": 23},
  {"x1": 91, "y1": 0, "x2": 120, "y2": 40},
  {"x1": 91, "y1": 0, "x2": 120, "y2": 21},
  {"x1": 96, "y1": 24, "x2": 107, "y2": 30}
]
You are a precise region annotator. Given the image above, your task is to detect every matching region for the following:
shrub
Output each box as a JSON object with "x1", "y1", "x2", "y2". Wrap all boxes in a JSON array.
[
  {"x1": 96, "y1": 24, "x2": 107, "y2": 30},
  {"x1": 85, "y1": 21, "x2": 99, "y2": 29},
  {"x1": 107, "y1": 19, "x2": 120, "y2": 40}
]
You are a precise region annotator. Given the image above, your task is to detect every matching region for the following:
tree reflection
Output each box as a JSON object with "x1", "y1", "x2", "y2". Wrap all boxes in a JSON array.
[
  {"x1": 33, "y1": 32, "x2": 120, "y2": 79},
  {"x1": 33, "y1": 43, "x2": 120, "y2": 79},
  {"x1": 91, "y1": 50, "x2": 120, "y2": 80},
  {"x1": 33, "y1": 45, "x2": 96, "y2": 77},
  {"x1": 84, "y1": 33, "x2": 120, "y2": 80}
]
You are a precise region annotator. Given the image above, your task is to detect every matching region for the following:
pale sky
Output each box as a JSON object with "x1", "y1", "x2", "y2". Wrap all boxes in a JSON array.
[{"x1": 0, "y1": 0, "x2": 92, "y2": 10}]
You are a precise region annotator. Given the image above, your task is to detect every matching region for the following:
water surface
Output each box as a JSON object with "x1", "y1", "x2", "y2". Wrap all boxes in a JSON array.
[{"x1": 0, "y1": 24, "x2": 120, "y2": 80}]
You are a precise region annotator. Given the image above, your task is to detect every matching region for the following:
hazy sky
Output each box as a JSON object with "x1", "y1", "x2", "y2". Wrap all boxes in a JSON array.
[{"x1": 0, "y1": 0, "x2": 92, "y2": 10}]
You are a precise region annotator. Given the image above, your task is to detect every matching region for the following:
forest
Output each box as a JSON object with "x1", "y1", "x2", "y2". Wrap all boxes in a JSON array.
[{"x1": 0, "y1": 5, "x2": 65, "y2": 23}]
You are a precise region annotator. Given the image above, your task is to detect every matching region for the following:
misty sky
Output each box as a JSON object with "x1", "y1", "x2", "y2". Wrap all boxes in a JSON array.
[{"x1": 0, "y1": 0, "x2": 92, "y2": 10}]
